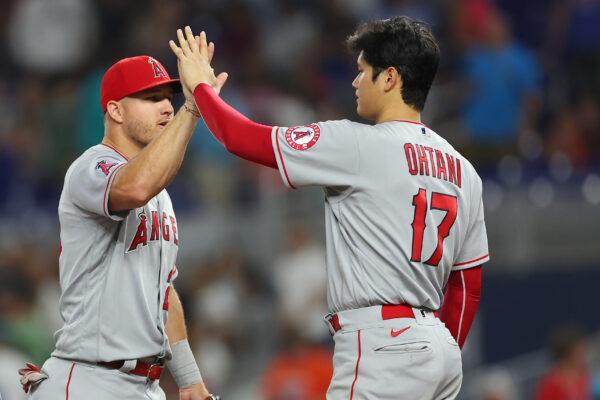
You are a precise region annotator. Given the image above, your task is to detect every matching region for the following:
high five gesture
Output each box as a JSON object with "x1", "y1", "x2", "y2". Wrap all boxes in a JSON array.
[{"x1": 170, "y1": 26, "x2": 228, "y2": 96}]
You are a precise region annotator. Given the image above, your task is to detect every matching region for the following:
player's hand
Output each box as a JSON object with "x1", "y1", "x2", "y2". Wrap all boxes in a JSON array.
[
  {"x1": 179, "y1": 382, "x2": 211, "y2": 400},
  {"x1": 18, "y1": 362, "x2": 48, "y2": 393},
  {"x1": 170, "y1": 26, "x2": 228, "y2": 96}
]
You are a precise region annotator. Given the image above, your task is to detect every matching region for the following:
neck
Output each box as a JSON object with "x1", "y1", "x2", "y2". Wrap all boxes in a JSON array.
[
  {"x1": 102, "y1": 127, "x2": 143, "y2": 159},
  {"x1": 375, "y1": 101, "x2": 421, "y2": 125}
]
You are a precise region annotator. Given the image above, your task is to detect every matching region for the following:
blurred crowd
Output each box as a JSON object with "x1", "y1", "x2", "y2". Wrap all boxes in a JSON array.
[
  {"x1": 1, "y1": 0, "x2": 600, "y2": 398},
  {"x1": 0, "y1": 0, "x2": 599, "y2": 217}
]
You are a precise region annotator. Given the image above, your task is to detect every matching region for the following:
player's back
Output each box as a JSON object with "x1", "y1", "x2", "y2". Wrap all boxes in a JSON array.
[
  {"x1": 272, "y1": 119, "x2": 489, "y2": 313},
  {"x1": 337, "y1": 120, "x2": 487, "y2": 310}
]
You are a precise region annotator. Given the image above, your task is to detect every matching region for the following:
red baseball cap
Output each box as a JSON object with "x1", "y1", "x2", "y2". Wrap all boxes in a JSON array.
[{"x1": 100, "y1": 55, "x2": 181, "y2": 113}]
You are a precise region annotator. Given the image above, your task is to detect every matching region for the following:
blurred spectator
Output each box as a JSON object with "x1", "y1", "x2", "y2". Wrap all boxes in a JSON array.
[
  {"x1": 261, "y1": 0, "x2": 317, "y2": 75},
  {"x1": 188, "y1": 248, "x2": 275, "y2": 394},
  {"x1": 535, "y1": 325, "x2": 591, "y2": 400},
  {"x1": 0, "y1": 267, "x2": 54, "y2": 365},
  {"x1": 478, "y1": 367, "x2": 516, "y2": 400},
  {"x1": 8, "y1": 0, "x2": 97, "y2": 74},
  {"x1": 74, "y1": 68, "x2": 105, "y2": 153},
  {"x1": 0, "y1": 340, "x2": 27, "y2": 400},
  {"x1": 261, "y1": 328, "x2": 333, "y2": 400},
  {"x1": 128, "y1": 0, "x2": 185, "y2": 64},
  {"x1": 460, "y1": 8, "x2": 542, "y2": 165},
  {"x1": 545, "y1": 95, "x2": 600, "y2": 169},
  {"x1": 272, "y1": 222, "x2": 328, "y2": 342}
]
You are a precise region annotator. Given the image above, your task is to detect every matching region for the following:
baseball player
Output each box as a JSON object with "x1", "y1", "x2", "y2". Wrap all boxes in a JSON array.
[
  {"x1": 17, "y1": 53, "x2": 219, "y2": 400},
  {"x1": 172, "y1": 18, "x2": 488, "y2": 400}
]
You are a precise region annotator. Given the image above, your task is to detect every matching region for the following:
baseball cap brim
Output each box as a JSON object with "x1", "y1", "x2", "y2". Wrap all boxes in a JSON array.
[{"x1": 124, "y1": 79, "x2": 182, "y2": 99}]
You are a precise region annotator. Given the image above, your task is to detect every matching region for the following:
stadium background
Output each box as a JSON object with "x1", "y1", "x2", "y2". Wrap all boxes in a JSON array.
[{"x1": 0, "y1": 0, "x2": 599, "y2": 398}]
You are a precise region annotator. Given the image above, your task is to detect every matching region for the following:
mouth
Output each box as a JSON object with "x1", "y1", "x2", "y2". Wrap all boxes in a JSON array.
[{"x1": 157, "y1": 121, "x2": 169, "y2": 128}]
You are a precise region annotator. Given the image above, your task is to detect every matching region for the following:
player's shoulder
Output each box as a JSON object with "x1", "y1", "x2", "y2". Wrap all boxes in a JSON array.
[
  {"x1": 85, "y1": 144, "x2": 127, "y2": 161},
  {"x1": 431, "y1": 130, "x2": 483, "y2": 185},
  {"x1": 66, "y1": 144, "x2": 127, "y2": 178},
  {"x1": 76, "y1": 144, "x2": 127, "y2": 166},
  {"x1": 316, "y1": 119, "x2": 368, "y2": 132}
]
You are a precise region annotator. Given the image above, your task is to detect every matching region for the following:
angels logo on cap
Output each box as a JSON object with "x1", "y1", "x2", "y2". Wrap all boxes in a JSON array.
[
  {"x1": 148, "y1": 57, "x2": 167, "y2": 79},
  {"x1": 285, "y1": 124, "x2": 321, "y2": 151}
]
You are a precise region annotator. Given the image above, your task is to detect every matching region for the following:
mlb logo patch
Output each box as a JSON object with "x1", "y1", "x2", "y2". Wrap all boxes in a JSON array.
[{"x1": 285, "y1": 124, "x2": 321, "y2": 151}]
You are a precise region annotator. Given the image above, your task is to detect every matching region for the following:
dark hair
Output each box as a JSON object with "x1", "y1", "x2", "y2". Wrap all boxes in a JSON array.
[{"x1": 347, "y1": 16, "x2": 440, "y2": 111}]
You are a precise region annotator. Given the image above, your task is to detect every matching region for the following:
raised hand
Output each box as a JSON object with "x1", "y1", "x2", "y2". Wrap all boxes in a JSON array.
[{"x1": 170, "y1": 26, "x2": 228, "y2": 96}]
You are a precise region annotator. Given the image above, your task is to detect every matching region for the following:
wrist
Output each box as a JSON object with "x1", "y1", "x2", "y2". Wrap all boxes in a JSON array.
[
  {"x1": 166, "y1": 339, "x2": 203, "y2": 388},
  {"x1": 183, "y1": 101, "x2": 201, "y2": 119},
  {"x1": 193, "y1": 82, "x2": 215, "y2": 98}
]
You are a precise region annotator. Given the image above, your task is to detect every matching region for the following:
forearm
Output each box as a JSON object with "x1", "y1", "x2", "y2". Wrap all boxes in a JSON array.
[
  {"x1": 440, "y1": 266, "x2": 482, "y2": 348},
  {"x1": 165, "y1": 287, "x2": 210, "y2": 398},
  {"x1": 193, "y1": 83, "x2": 277, "y2": 168},
  {"x1": 165, "y1": 285, "x2": 188, "y2": 343},
  {"x1": 110, "y1": 106, "x2": 198, "y2": 211}
]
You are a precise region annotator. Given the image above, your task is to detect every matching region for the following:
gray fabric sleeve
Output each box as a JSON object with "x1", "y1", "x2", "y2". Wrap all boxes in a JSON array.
[
  {"x1": 271, "y1": 119, "x2": 360, "y2": 188},
  {"x1": 453, "y1": 175, "x2": 490, "y2": 270},
  {"x1": 67, "y1": 152, "x2": 127, "y2": 221}
]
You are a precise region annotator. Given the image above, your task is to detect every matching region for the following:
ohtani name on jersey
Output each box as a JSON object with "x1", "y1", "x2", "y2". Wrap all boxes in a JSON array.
[
  {"x1": 404, "y1": 143, "x2": 462, "y2": 188},
  {"x1": 128, "y1": 210, "x2": 179, "y2": 252}
]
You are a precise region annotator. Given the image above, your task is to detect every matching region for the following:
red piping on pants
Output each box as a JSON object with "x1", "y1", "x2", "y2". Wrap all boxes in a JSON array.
[
  {"x1": 66, "y1": 363, "x2": 76, "y2": 400},
  {"x1": 350, "y1": 330, "x2": 362, "y2": 400}
]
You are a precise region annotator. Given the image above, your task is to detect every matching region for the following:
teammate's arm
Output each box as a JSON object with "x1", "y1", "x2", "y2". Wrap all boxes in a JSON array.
[
  {"x1": 439, "y1": 266, "x2": 482, "y2": 348},
  {"x1": 170, "y1": 27, "x2": 277, "y2": 168},
  {"x1": 193, "y1": 83, "x2": 276, "y2": 168},
  {"x1": 165, "y1": 285, "x2": 212, "y2": 400},
  {"x1": 107, "y1": 102, "x2": 199, "y2": 212}
]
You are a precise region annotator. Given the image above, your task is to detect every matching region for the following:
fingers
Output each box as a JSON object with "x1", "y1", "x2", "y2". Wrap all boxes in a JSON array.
[
  {"x1": 169, "y1": 40, "x2": 183, "y2": 59},
  {"x1": 198, "y1": 31, "x2": 208, "y2": 58},
  {"x1": 177, "y1": 28, "x2": 191, "y2": 55},
  {"x1": 184, "y1": 26, "x2": 199, "y2": 53},
  {"x1": 215, "y1": 72, "x2": 229, "y2": 93},
  {"x1": 208, "y1": 41, "x2": 215, "y2": 63}
]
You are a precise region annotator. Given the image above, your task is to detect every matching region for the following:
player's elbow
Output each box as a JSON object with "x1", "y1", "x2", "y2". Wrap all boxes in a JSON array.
[{"x1": 109, "y1": 184, "x2": 153, "y2": 211}]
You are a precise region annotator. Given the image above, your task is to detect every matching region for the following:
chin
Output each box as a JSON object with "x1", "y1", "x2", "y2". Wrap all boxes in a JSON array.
[{"x1": 356, "y1": 106, "x2": 372, "y2": 121}]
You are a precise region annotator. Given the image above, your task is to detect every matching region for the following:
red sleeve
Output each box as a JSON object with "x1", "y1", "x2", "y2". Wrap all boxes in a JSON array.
[
  {"x1": 193, "y1": 83, "x2": 277, "y2": 169},
  {"x1": 439, "y1": 266, "x2": 482, "y2": 348}
]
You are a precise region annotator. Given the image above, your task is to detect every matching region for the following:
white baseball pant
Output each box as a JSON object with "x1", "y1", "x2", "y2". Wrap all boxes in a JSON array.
[
  {"x1": 28, "y1": 356, "x2": 166, "y2": 400},
  {"x1": 326, "y1": 305, "x2": 462, "y2": 400}
]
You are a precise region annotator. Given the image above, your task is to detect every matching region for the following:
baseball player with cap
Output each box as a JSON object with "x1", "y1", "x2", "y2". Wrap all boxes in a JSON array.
[
  {"x1": 172, "y1": 19, "x2": 488, "y2": 400},
  {"x1": 17, "y1": 53, "x2": 219, "y2": 400}
]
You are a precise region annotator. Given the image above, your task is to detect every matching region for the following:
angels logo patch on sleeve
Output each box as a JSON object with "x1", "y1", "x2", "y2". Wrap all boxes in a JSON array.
[
  {"x1": 96, "y1": 160, "x2": 118, "y2": 176},
  {"x1": 285, "y1": 124, "x2": 321, "y2": 151}
]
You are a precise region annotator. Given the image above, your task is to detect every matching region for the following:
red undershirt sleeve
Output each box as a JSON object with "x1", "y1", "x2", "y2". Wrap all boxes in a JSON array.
[
  {"x1": 192, "y1": 83, "x2": 277, "y2": 169},
  {"x1": 439, "y1": 265, "x2": 482, "y2": 348}
]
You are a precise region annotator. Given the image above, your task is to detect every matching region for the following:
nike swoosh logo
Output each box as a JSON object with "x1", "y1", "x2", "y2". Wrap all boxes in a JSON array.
[{"x1": 390, "y1": 326, "x2": 411, "y2": 337}]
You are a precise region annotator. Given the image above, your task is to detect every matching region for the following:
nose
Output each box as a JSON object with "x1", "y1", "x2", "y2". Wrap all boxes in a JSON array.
[
  {"x1": 161, "y1": 98, "x2": 174, "y2": 116},
  {"x1": 352, "y1": 76, "x2": 359, "y2": 90}
]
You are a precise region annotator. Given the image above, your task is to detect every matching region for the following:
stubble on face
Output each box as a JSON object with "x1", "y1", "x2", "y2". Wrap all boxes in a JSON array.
[{"x1": 125, "y1": 117, "x2": 157, "y2": 146}]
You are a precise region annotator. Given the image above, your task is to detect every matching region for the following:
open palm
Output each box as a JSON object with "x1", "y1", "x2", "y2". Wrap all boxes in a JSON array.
[{"x1": 170, "y1": 26, "x2": 228, "y2": 96}]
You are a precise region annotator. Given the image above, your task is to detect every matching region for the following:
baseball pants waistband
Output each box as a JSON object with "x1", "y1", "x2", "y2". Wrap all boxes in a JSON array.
[
  {"x1": 57, "y1": 356, "x2": 165, "y2": 381},
  {"x1": 324, "y1": 304, "x2": 439, "y2": 335}
]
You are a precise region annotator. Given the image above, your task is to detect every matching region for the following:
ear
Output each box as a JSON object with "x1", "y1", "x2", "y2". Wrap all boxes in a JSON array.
[
  {"x1": 106, "y1": 100, "x2": 124, "y2": 124},
  {"x1": 383, "y1": 67, "x2": 401, "y2": 92}
]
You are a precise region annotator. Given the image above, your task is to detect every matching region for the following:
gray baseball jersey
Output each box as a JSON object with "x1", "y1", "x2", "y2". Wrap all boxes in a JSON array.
[
  {"x1": 53, "y1": 144, "x2": 179, "y2": 362},
  {"x1": 271, "y1": 120, "x2": 489, "y2": 313}
]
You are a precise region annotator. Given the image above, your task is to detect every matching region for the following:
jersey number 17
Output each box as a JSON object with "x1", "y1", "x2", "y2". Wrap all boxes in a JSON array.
[{"x1": 410, "y1": 188, "x2": 458, "y2": 267}]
